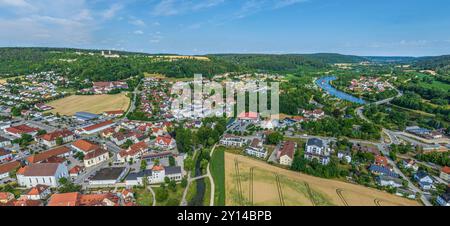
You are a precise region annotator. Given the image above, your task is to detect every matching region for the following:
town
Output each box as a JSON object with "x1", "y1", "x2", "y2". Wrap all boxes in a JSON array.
[{"x1": 0, "y1": 51, "x2": 449, "y2": 207}]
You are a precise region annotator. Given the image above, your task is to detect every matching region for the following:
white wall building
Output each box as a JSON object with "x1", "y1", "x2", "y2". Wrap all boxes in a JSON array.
[{"x1": 17, "y1": 163, "x2": 69, "y2": 188}]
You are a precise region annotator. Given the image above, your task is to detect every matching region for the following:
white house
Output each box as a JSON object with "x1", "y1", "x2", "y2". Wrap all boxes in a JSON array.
[
  {"x1": 78, "y1": 120, "x2": 115, "y2": 135},
  {"x1": 337, "y1": 151, "x2": 352, "y2": 164},
  {"x1": 155, "y1": 135, "x2": 176, "y2": 149},
  {"x1": 402, "y1": 159, "x2": 419, "y2": 172},
  {"x1": 0, "y1": 161, "x2": 20, "y2": 180},
  {"x1": 436, "y1": 193, "x2": 450, "y2": 206},
  {"x1": 440, "y1": 166, "x2": 450, "y2": 182},
  {"x1": 413, "y1": 171, "x2": 434, "y2": 190},
  {"x1": 245, "y1": 138, "x2": 267, "y2": 159},
  {"x1": 84, "y1": 149, "x2": 110, "y2": 168},
  {"x1": 125, "y1": 165, "x2": 182, "y2": 186},
  {"x1": 0, "y1": 136, "x2": 11, "y2": 148},
  {"x1": 220, "y1": 134, "x2": 247, "y2": 147},
  {"x1": 304, "y1": 138, "x2": 331, "y2": 165},
  {"x1": 117, "y1": 141, "x2": 148, "y2": 163},
  {"x1": 21, "y1": 184, "x2": 51, "y2": 200},
  {"x1": 17, "y1": 163, "x2": 69, "y2": 188},
  {"x1": 376, "y1": 175, "x2": 403, "y2": 188},
  {"x1": 35, "y1": 129, "x2": 75, "y2": 147},
  {"x1": 277, "y1": 141, "x2": 297, "y2": 166}
]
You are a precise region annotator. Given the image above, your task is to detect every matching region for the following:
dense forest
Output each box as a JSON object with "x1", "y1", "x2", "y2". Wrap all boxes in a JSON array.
[
  {"x1": 414, "y1": 55, "x2": 450, "y2": 75},
  {"x1": 0, "y1": 48, "x2": 369, "y2": 80}
]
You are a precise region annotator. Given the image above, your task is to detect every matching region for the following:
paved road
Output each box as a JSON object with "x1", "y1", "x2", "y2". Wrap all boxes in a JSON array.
[
  {"x1": 354, "y1": 88, "x2": 432, "y2": 206},
  {"x1": 124, "y1": 80, "x2": 142, "y2": 118}
]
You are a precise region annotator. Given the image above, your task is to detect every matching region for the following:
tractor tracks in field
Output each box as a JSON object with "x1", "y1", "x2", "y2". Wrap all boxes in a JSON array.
[
  {"x1": 336, "y1": 189, "x2": 349, "y2": 206},
  {"x1": 275, "y1": 174, "x2": 285, "y2": 206}
]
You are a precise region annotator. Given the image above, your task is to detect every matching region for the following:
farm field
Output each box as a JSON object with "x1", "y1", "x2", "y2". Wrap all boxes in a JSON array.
[
  {"x1": 46, "y1": 93, "x2": 130, "y2": 116},
  {"x1": 225, "y1": 152, "x2": 421, "y2": 206}
]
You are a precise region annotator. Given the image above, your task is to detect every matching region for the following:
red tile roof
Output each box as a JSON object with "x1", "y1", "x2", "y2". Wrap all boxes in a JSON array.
[
  {"x1": 17, "y1": 163, "x2": 60, "y2": 177},
  {"x1": 119, "y1": 142, "x2": 148, "y2": 158},
  {"x1": 84, "y1": 148, "x2": 108, "y2": 160},
  {"x1": 27, "y1": 146, "x2": 71, "y2": 164},
  {"x1": 104, "y1": 110, "x2": 124, "y2": 115},
  {"x1": 279, "y1": 141, "x2": 296, "y2": 159},
  {"x1": 38, "y1": 130, "x2": 73, "y2": 141},
  {"x1": 0, "y1": 161, "x2": 20, "y2": 175},
  {"x1": 156, "y1": 135, "x2": 174, "y2": 146},
  {"x1": 442, "y1": 166, "x2": 450, "y2": 174},
  {"x1": 47, "y1": 192, "x2": 80, "y2": 206},
  {"x1": 72, "y1": 139, "x2": 99, "y2": 153},
  {"x1": 69, "y1": 165, "x2": 83, "y2": 174},
  {"x1": 238, "y1": 112, "x2": 259, "y2": 120},
  {"x1": 5, "y1": 125, "x2": 39, "y2": 135},
  {"x1": 82, "y1": 120, "x2": 114, "y2": 132},
  {"x1": 26, "y1": 185, "x2": 49, "y2": 196},
  {"x1": 375, "y1": 155, "x2": 389, "y2": 167}
]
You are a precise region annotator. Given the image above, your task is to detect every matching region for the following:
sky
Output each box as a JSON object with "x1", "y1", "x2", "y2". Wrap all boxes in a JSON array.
[{"x1": 0, "y1": 0, "x2": 449, "y2": 56}]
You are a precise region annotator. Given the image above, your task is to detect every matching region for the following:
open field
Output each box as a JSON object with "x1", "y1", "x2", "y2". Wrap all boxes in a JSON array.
[
  {"x1": 225, "y1": 152, "x2": 420, "y2": 206},
  {"x1": 144, "y1": 72, "x2": 194, "y2": 82},
  {"x1": 47, "y1": 93, "x2": 130, "y2": 116},
  {"x1": 149, "y1": 55, "x2": 210, "y2": 61},
  {"x1": 0, "y1": 75, "x2": 23, "y2": 84},
  {"x1": 210, "y1": 147, "x2": 226, "y2": 206}
]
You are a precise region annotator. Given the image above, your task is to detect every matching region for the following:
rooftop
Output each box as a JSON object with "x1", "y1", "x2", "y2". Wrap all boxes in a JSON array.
[{"x1": 90, "y1": 167, "x2": 125, "y2": 181}]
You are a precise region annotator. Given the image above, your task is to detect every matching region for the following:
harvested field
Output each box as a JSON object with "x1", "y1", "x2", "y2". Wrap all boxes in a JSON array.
[
  {"x1": 225, "y1": 152, "x2": 421, "y2": 206},
  {"x1": 47, "y1": 93, "x2": 130, "y2": 116}
]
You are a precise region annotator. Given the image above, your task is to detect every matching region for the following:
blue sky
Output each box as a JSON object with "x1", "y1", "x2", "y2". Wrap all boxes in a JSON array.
[{"x1": 0, "y1": 0, "x2": 449, "y2": 56}]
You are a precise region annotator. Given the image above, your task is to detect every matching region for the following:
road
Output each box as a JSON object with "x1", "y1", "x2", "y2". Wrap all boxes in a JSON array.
[
  {"x1": 354, "y1": 88, "x2": 432, "y2": 206},
  {"x1": 124, "y1": 80, "x2": 142, "y2": 118}
]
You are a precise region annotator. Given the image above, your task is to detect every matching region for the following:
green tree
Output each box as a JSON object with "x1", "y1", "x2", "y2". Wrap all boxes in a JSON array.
[{"x1": 140, "y1": 160, "x2": 147, "y2": 171}]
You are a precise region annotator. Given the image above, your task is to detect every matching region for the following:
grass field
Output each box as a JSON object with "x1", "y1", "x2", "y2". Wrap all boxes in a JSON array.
[
  {"x1": 153, "y1": 184, "x2": 184, "y2": 206},
  {"x1": 144, "y1": 72, "x2": 194, "y2": 82},
  {"x1": 134, "y1": 187, "x2": 153, "y2": 206},
  {"x1": 210, "y1": 147, "x2": 225, "y2": 206},
  {"x1": 0, "y1": 75, "x2": 23, "y2": 84},
  {"x1": 225, "y1": 152, "x2": 420, "y2": 206},
  {"x1": 47, "y1": 93, "x2": 130, "y2": 116}
]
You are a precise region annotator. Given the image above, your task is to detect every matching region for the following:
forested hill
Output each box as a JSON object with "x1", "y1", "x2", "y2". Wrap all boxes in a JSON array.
[
  {"x1": 210, "y1": 53, "x2": 366, "y2": 70},
  {"x1": 0, "y1": 47, "x2": 390, "y2": 81},
  {"x1": 414, "y1": 55, "x2": 450, "y2": 75}
]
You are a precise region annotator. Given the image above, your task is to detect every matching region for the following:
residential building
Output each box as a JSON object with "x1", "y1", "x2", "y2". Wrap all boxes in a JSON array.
[
  {"x1": 376, "y1": 175, "x2": 403, "y2": 188},
  {"x1": 77, "y1": 120, "x2": 115, "y2": 135},
  {"x1": 155, "y1": 135, "x2": 176, "y2": 149},
  {"x1": 440, "y1": 166, "x2": 450, "y2": 182},
  {"x1": 368, "y1": 165, "x2": 399, "y2": 178},
  {"x1": 21, "y1": 185, "x2": 51, "y2": 200},
  {"x1": 220, "y1": 134, "x2": 247, "y2": 147},
  {"x1": 27, "y1": 146, "x2": 71, "y2": 164},
  {"x1": 237, "y1": 112, "x2": 260, "y2": 122},
  {"x1": 402, "y1": 159, "x2": 419, "y2": 172},
  {"x1": 117, "y1": 141, "x2": 148, "y2": 163},
  {"x1": 0, "y1": 192, "x2": 15, "y2": 204},
  {"x1": 304, "y1": 138, "x2": 331, "y2": 165},
  {"x1": 4, "y1": 124, "x2": 39, "y2": 137},
  {"x1": 35, "y1": 129, "x2": 74, "y2": 147},
  {"x1": 71, "y1": 139, "x2": 99, "y2": 154},
  {"x1": 17, "y1": 163, "x2": 69, "y2": 188},
  {"x1": 337, "y1": 151, "x2": 352, "y2": 163},
  {"x1": 0, "y1": 148, "x2": 13, "y2": 163},
  {"x1": 125, "y1": 165, "x2": 182, "y2": 186},
  {"x1": 47, "y1": 192, "x2": 120, "y2": 206},
  {"x1": 0, "y1": 161, "x2": 21, "y2": 180},
  {"x1": 0, "y1": 136, "x2": 11, "y2": 148},
  {"x1": 84, "y1": 148, "x2": 109, "y2": 168},
  {"x1": 245, "y1": 138, "x2": 267, "y2": 159},
  {"x1": 414, "y1": 171, "x2": 434, "y2": 190},
  {"x1": 277, "y1": 141, "x2": 297, "y2": 166},
  {"x1": 436, "y1": 192, "x2": 450, "y2": 207}
]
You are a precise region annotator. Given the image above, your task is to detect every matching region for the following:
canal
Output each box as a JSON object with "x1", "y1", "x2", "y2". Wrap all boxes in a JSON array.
[{"x1": 316, "y1": 76, "x2": 366, "y2": 104}]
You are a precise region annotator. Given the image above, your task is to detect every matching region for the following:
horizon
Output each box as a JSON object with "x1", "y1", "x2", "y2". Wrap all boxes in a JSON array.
[
  {"x1": 0, "y1": 46, "x2": 445, "y2": 58},
  {"x1": 1, "y1": 0, "x2": 450, "y2": 56}
]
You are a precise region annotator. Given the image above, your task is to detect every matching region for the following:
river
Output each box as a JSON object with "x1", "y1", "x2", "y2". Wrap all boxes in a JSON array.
[
  {"x1": 188, "y1": 153, "x2": 206, "y2": 206},
  {"x1": 316, "y1": 76, "x2": 366, "y2": 104}
]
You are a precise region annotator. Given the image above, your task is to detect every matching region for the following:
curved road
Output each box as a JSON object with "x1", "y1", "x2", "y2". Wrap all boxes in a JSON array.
[{"x1": 355, "y1": 87, "x2": 432, "y2": 206}]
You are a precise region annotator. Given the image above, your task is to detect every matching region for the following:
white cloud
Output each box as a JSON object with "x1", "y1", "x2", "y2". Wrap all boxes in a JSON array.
[
  {"x1": 235, "y1": 0, "x2": 308, "y2": 19},
  {"x1": 101, "y1": 3, "x2": 123, "y2": 20},
  {"x1": 0, "y1": 0, "x2": 34, "y2": 9},
  {"x1": 152, "y1": 0, "x2": 225, "y2": 16},
  {"x1": 129, "y1": 19, "x2": 146, "y2": 26},
  {"x1": 134, "y1": 30, "x2": 144, "y2": 35}
]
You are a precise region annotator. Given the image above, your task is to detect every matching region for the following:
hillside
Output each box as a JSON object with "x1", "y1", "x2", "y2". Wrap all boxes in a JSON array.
[{"x1": 414, "y1": 55, "x2": 450, "y2": 74}]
